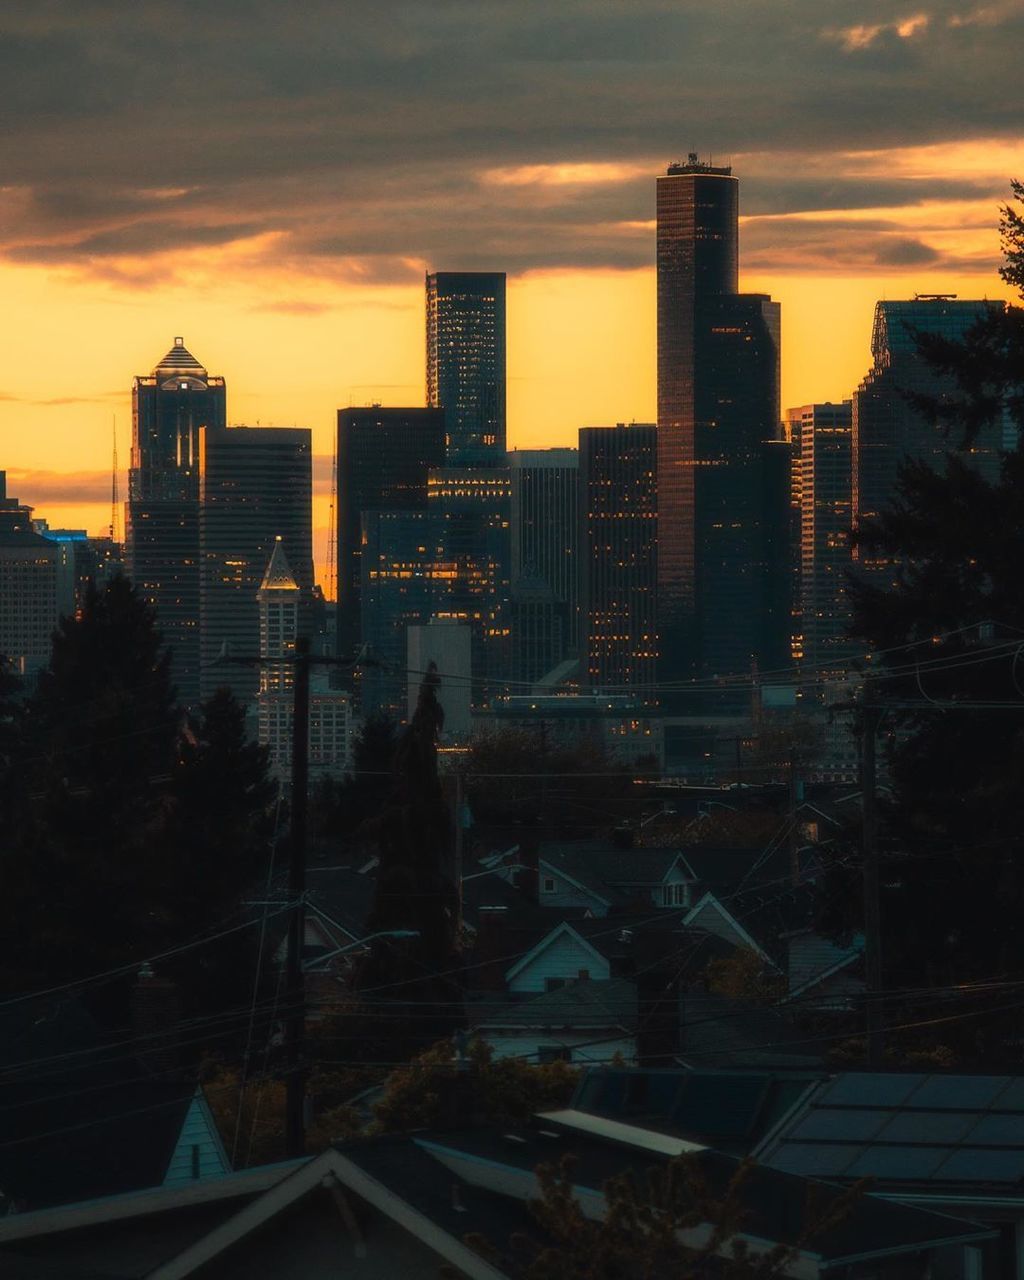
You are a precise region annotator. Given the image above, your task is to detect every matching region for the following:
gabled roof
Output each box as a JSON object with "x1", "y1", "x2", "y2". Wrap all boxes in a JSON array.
[
  {"x1": 504, "y1": 920, "x2": 608, "y2": 984},
  {"x1": 153, "y1": 337, "x2": 207, "y2": 377},
  {"x1": 259, "y1": 538, "x2": 299, "y2": 592},
  {"x1": 540, "y1": 842, "x2": 689, "y2": 898}
]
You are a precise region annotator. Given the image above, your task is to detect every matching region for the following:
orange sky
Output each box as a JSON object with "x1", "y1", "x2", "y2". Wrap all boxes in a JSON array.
[{"x1": 0, "y1": 146, "x2": 1015, "y2": 583}]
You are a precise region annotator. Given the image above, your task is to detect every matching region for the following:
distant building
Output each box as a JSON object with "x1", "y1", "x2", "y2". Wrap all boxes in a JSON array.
[
  {"x1": 426, "y1": 271, "x2": 506, "y2": 466},
  {"x1": 853, "y1": 298, "x2": 1006, "y2": 587},
  {"x1": 508, "y1": 575, "x2": 568, "y2": 690},
  {"x1": 198, "y1": 424, "x2": 313, "y2": 704},
  {"x1": 0, "y1": 473, "x2": 61, "y2": 677},
  {"x1": 407, "y1": 617, "x2": 472, "y2": 740},
  {"x1": 257, "y1": 539, "x2": 350, "y2": 782},
  {"x1": 359, "y1": 508, "x2": 442, "y2": 719},
  {"x1": 127, "y1": 338, "x2": 226, "y2": 706},
  {"x1": 509, "y1": 447, "x2": 579, "y2": 651},
  {"x1": 426, "y1": 466, "x2": 512, "y2": 702},
  {"x1": 578, "y1": 424, "x2": 658, "y2": 698},
  {"x1": 785, "y1": 402, "x2": 854, "y2": 674},
  {"x1": 656, "y1": 158, "x2": 789, "y2": 692},
  {"x1": 336, "y1": 406, "x2": 446, "y2": 655}
]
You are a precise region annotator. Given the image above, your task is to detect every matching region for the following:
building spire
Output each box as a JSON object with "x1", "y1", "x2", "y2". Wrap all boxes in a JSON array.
[{"x1": 259, "y1": 536, "x2": 299, "y2": 593}]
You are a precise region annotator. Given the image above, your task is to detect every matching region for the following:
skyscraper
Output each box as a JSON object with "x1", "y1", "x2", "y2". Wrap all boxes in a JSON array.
[
  {"x1": 0, "y1": 473, "x2": 62, "y2": 679},
  {"x1": 509, "y1": 448, "x2": 579, "y2": 651},
  {"x1": 426, "y1": 271, "x2": 506, "y2": 466},
  {"x1": 853, "y1": 297, "x2": 1006, "y2": 553},
  {"x1": 256, "y1": 538, "x2": 351, "y2": 782},
  {"x1": 426, "y1": 466, "x2": 512, "y2": 702},
  {"x1": 336, "y1": 406, "x2": 446, "y2": 654},
  {"x1": 656, "y1": 157, "x2": 788, "y2": 691},
  {"x1": 579, "y1": 423, "x2": 658, "y2": 697},
  {"x1": 127, "y1": 338, "x2": 226, "y2": 705},
  {"x1": 198, "y1": 425, "x2": 313, "y2": 703},
  {"x1": 785, "y1": 402, "x2": 854, "y2": 674},
  {"x1": 359, "y1": 508, "x2": 443, "y2": 718}
]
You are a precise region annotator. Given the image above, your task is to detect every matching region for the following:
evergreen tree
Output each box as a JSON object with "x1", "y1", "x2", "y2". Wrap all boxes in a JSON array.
[
  {"x1": 354, "y1": 665, "x2": 463, "y2": 1058},
  {"x1": 826, "y1": 183, "x2": 1024, "y2": 1004},
  {"x1": 2, "y1": 577, "x2": 180, "y2": 992}
]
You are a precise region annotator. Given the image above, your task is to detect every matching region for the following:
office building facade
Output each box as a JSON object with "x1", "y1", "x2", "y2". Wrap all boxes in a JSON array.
[
  {"x1": 336, "y1": 406, "x2": 446, "y2": 654},
  {"x1": 198, "y1": 425, "x2": 313, "y2": 703},
  {"x1": 853, "y1": 298, "x2": 1006, "y2": 569},
  {"x1": 426, "y1": 271, "x2": 506, "y2": 467},
  {"x1": 656, "y1": 158, "x2": 789, "y2": 692},
  {"x1": 359, "y1": 508, "x2": 444, "y2": 719},
  {"x1": 426, "y1": 466, "x2": 512, "y2": 703},
  {"x1": 127, "y1": 338, "x2": 226, "y2": 705},
  {"x1": 0, "y1": 474, "x2": 61, "y2": 678},
  {"x1": 579, "y1": 423, "x2": 658, "y2": 697},
  {"x1": 509, "y1": 448, "x2": 579, "y2": 652},
  {"x1": 785, "y1": 402, "x2": 854, "y2": 674}
]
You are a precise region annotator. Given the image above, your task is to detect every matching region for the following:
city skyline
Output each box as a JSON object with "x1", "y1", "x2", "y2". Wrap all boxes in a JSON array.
[{"x1": 2, "y1": 3, "x2": 1020, "y2": 581}]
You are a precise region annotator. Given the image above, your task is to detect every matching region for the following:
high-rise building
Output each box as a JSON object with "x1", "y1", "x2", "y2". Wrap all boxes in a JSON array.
[
  {"x1": 127, "y1": 338, "x2": 226, "y2": 705},
  {"x1": 579, "y1": 423, "x2": 658, "y2": 697},
  {"x1": 426, "y1": 466, "x2": 512, "y2": 702},
  {"x1": 407, "y1": 617, "x2": 472, "y2": 739},
  {"x1": 656, "y1": 157, "x2": 789, "y2": 691},
  {"x1": 853, "y1": 297, "x2": 1006, "y2": 565},
  {"x1": 257, "y1": 539, "x2": 350, "y2": 782},
  {"x1": 508, "y1": 575, "x2": 568, "y2": 689},
  {"x1": 359, "y1": 508, "x2": 444, "y2": 718},
  {"x1": 336, "y1": 407, "x2": 446, "y2": 655},
  {"x1": 426, "y1": 271, "x2": 506, "y2": 466},
  {"x1": 509, "y1": 448, "x2": 579, "y2": 650},
  {"x1": 0, "y1": 473, "x2": 61, "y2": 678},
  {"x1": 198, "y1": 425, "x2": 313, "y2": 703},
  {"x1": 785, "y1": 402, "x2": 854, "y2": 674}
]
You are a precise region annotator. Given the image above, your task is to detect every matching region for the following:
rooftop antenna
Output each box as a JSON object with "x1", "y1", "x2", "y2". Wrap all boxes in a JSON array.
[{"x1": 110, "y1": 415, "x2": 121, "y2": 545}]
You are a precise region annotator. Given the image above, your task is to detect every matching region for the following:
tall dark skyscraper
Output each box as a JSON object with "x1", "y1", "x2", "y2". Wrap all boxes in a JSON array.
[
  {"x1": 656, "y1": 157, "x2": 789, "y2": 691},
  {"x1": 198, "y1": 425, "x2": 313, "y2": 703},
  {"x1": 786, "y1": 402, "x2": 854, "y2": 674},
  {"x1": 579, "y1": 423, "x2": 658, "y2": 697},
  {"x1": 127, "y1": 338, "x2": 226, "y2": 705},
  {"x1": 336, "y1": 406, "x2": 446, "y2": 653},
  {"x1": 853, "y1": 297, "x2": 1006, "y2": 557},
  {"x1": 426, "y1": 271, "x2": 506, "y2": 466}
]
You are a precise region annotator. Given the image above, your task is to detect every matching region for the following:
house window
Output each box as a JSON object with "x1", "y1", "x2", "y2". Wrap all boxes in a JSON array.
[
  {"x1": 538, "y1": 1045, "x2": 572, "y2": 1064},
  {"x1": 542, "y1": 876, "x2": 556, "y2": 894},
  {"x1": 662, "y1": 883, "x2": 690, "y2": 908},
  {"x1": 545, "y1": 977, "x2": 566, "y2": 992}
]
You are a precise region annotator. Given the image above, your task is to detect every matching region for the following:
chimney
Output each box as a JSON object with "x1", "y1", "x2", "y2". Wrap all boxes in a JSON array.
[{"x1": 131, "y1": 963, "x2": 181, "y2": 1076}]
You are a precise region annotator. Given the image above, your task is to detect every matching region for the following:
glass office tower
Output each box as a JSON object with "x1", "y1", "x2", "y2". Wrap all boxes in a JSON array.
[
  {"x1": 656, "y1": 158, "x2": 789, "y2": 695},
  {"x1": 426, "y1": 271, "x2": 507, "y2": 467},
  {"x1": 127, "y1": 338, "x2": 226, "y2": 705}
]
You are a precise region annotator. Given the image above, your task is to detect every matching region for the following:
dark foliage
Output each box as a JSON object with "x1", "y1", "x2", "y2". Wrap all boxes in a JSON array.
[
  {"x1": 822, "y1": 183, "x2": 1024, "y2": 1016},
  {"x1": 353, "y1": 665, "x2": 463, "y2": 1058}
]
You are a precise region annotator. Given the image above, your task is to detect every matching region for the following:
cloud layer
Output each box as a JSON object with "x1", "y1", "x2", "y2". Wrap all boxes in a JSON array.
[{"x1": 0, "y1": 1, "x2": 1020, "y2": 282}]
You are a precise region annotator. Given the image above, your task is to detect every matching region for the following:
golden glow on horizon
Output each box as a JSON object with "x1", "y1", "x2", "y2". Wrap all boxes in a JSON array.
[{"x1": 0, "y1": 153, "x2": 1013, "y2": 583}]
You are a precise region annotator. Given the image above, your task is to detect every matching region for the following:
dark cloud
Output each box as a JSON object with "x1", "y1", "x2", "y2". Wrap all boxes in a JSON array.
[
  {"x1": 875, "y1": 237, "x2": 943, "y2": 266},
  {"x1": 0, "y1": 0, "x2": 1018, "y2": 277}
]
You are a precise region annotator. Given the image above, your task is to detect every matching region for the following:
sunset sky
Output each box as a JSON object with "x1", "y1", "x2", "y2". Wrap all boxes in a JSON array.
[{"x1": 1, "y1": 0, "x2": 1020, "y2": 578}]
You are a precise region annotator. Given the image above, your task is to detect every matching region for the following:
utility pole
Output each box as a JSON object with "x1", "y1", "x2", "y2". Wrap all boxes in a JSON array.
[
  {"x1": 861, "y1": 677, "x2": 884, "y2": 1068},
  {"x1": 787, "y1": 753, "x2": 801, "y2": 887},
  {"x1": 285, "y1": 635, "x2": 311, "y2": 1158},
  {"x1": 454, "y1": 766, "x2": 465, "y2": 932}
]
